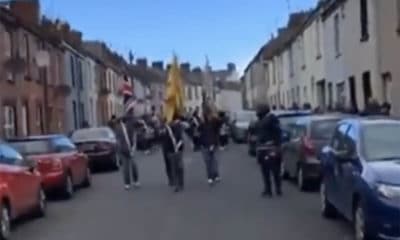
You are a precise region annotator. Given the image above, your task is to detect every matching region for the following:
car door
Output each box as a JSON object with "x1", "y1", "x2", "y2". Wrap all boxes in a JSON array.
[
  {"x1": 336, "y1": 125, "x2": 361, "y2": 219},
  {"x1": 329, "y1": 123, "x2": 351, "y2": 212},
  {"x1": 0, "y1": 144, "x2": 36, "y2": 214},
  {"x1": 286, "y1": 124, "x2": 306, "y2": 177},
  {"x1": 53, "y1": 137, "x2": 82, "y2": 184}
]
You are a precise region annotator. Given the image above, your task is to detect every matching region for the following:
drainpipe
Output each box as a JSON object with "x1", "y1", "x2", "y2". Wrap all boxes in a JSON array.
[{"x1": 372, "y1": 0, "x2": 383, "y2": 102}]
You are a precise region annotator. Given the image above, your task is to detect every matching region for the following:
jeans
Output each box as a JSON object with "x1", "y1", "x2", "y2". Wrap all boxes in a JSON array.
[
  {"x1": 168, "y1": 152, "x2": 184, "y2": 188},
  {"x1": 120, "y1": 153, "x2": 139, "y2": 185},
  {"x1": 202, "y1": 148, "x2": 220, "y2": 180},
  {"x1": 162, "y1": 149, "x2": 173, "y2": 185},
  {"x1": 257, "y1": 152, "x2": 282, "y2": 194}
]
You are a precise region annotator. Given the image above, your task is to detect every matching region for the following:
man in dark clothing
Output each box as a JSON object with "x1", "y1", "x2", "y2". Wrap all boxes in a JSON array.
[
  {"x1": 255, "y1": 103, "x2": 283, "y2": 197},
  {"x1": 189, "y1": 108, "x2": 202, "y2": 151},
  {"x1": 115, "y1": 115, "x2": 140, "y2": 190},
  {"x1": 199, "y1": 110, "x2": 221, "y2": 185},
  {"x1": 160, "y1": 118, "x2": 173, "y2": 186},
  {"x1": 162, "y1": 114, "x2": 185, "y2": 192}
]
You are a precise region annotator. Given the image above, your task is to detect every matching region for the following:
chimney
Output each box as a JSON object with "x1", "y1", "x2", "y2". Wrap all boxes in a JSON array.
[
  {"x1": 136, "y1": 58, "x2": 147, "y2": 68},
  {"x1": 180, "y1": 63, "x2": 190, "y2": 72},
  {"x1": 192, "y1": 67, "x2": 202, "y2": 74},
  {"x1": 151, "y1": 61, "x2": 164, "y2": 71},
  {"x1": 10, "y1": 0, "x2": 40, "y2": 25},
  {"x1": 227, "y1": 63, "x2": 236, "y2": 72},
  {"x1": 69, "y1": 30, "x2": 82, "y2": 46}
]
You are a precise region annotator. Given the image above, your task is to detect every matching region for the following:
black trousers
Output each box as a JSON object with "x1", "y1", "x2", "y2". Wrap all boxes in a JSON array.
[
  {"x1": 219, "y1": 134, "x2": 229, "y2": 147},
  {"x1": 168, "y1": 152, "x2": 184, "y2": 188},
  {"x1": 257, "y1": 153, "x2": 282, "y2": 194},
  {"x1": 162, "y1": 149, "x2": 173, "y2": 185}
]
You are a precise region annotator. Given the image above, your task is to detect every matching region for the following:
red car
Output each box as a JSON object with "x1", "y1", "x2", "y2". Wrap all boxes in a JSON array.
[
  {"x1": 0, "y1": 142, "x2": 46, "y2": 240},
  {"x1": 8, "y1": 135, "x2": 91, "y2": 199}
]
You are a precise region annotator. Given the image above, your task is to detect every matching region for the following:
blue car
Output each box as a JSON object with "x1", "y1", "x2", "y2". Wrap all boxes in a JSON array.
[{"x1": 319, "y1": 117, "x2": 400, "y2": 240}]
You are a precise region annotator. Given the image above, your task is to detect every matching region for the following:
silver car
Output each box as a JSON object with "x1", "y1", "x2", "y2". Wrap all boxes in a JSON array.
[{"x1": 230, "y1": 111, "x2": 257, "y2": 143}]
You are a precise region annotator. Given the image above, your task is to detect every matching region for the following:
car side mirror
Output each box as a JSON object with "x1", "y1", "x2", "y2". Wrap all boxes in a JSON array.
[{"x1": 23, "y1": 158, "x2": 37, "y2": 172}]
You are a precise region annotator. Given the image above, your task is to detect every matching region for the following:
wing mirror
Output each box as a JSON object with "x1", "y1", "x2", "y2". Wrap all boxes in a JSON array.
[{"x1": 23, "y1": 158, "x2": 37, "y2": 172}]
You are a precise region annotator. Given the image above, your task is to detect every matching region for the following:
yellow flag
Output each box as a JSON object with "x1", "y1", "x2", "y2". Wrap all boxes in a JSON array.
[{"x1": 164, "y1": 55, "x2": 185, "y2": 123}]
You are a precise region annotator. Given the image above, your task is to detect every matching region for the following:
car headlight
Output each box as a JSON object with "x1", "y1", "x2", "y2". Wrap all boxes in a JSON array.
[{"x1": 376, "y1": 183, "x2": 400, "y2": 199}]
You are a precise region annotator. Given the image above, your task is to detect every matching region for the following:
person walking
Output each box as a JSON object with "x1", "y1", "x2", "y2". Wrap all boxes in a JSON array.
[
  {"x1": 255, "y1": 103, "x2": 283, "y2": 198},
  {"x1": 199, "y1": 109, "x2": 221, "y2": 186},
  {"x1": 160, "y1": 118, "x2": 173, "y2": 187},
  {"x1": 190, "y1": 107, "x2": 202, "y2": 151},
  {"x1": 163, "y1": 114, "x2": 185, "y2": 192},
  {"x1": 115, "y1": 114, "x2": 140, "y2": 190}
]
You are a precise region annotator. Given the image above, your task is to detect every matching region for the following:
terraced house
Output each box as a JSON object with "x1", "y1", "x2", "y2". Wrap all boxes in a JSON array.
[
  {"x1": 244, "y1": 0, "x2": 400, "y2": 116},
  {"x1": 0, "y1": 1, "x2": 66, "y2": 138}
]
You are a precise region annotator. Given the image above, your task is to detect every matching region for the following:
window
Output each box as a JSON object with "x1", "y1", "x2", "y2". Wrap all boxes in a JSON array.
[
  {"x1": 300, "y1": 34, "x2": 306, "y2": 68},
  {"x1": 77, "y1": 61, "x2": 83, "y2": 90},
  {"x1": 360, "y1": 0, "x2": 369, "y2": 41},
  {"x1": 289, "y1": 46, "x2": 294, "y2": 76},
  {"x1": 315, "y1": 19, "x2": 322, "y2": 58},
  {"x1": 21, "y1": 103, "x2": 29, "y2": 136},
  {"x1": 70, "y1": 56, "x2": 75, "y2": 87},
  {"x1": 52, "y1": 137, "x2": 76, "y2": 153},
  {"x1": 336, "y1": 82, "x2": 346, "y2": 106},
  {"x1": 24, "y1": 33, "x2": 30, "y2": 61},
  {"x1": 72, "y1": 101, "x2": 78, "y2": 129},
  {"x1": 79, "y1": 102, "x2": 85, "y2": 126},
  {"x1": 0, "y1": 144, "x2": 24, "y2": 166},
  {"x1": 38, "y1": 67, "x2": 47, "y2": 84},
  {"x1": 3, "y1": 105, "x2": 16, "y2": 138},
  {"x1": 36, "y1": 104, "x2": 44, "y2": 134},
  {"x1": 194, "y1": 86, "x2": 199, "y2": 99},
  {"x1": 4, "y1": 30, "x2": 11, "y2": 58},
  {"x1": 188, "y1": 86, "x2": 193, "y2": 100},
  {"x1": 334, "y1": 14, "x2": 340, "y2": 56},
  {"x1": 303, "y1": 86, "x2": 308, "y2": 102},
  {"x1": 362, "y1": 123, "x2": 400, "y2": 161}
]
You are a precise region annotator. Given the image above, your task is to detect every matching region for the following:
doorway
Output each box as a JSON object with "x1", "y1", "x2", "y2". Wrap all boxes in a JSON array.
[
  {"x1": 362, "y1": 71, "x2": 372, "y2": 106},
  {"x1": 348, "y1": 76, "x2": 357, "y2": 111}
]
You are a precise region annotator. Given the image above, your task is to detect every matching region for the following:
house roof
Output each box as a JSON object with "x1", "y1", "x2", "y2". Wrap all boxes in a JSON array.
[
  {"x1": 219, "y1": 81, "x2": 242, "y2": 91},
  {"x1": 128, "y1": 65, "x2": 166, "y2": 86}
]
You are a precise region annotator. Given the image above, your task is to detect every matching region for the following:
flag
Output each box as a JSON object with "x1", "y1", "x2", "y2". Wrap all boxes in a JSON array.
[
  {"x1": 124, "y1": 96, "x2": 136, "y2": 115},
  {"x1": 164, "y1": 55, "x2": 185, "y2": 123}
]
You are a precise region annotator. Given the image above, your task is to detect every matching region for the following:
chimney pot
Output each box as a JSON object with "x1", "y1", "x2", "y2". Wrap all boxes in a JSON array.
[
  {"x1": 136, "y1": 58, "x2": 148, "y2": 68},
  {"x1": 227, "y1": 63, "x2": 236, "y2": 72},
  {"x1": 180, "y1": 63, "x2": 190, "y2": 72},
  {"x1": 151, "y1": 61, "x2": 164, "y2": 71}
]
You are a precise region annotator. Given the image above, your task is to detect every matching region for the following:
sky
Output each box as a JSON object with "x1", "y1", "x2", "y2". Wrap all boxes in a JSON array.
[{"x1": 40, "y1": 0, "x2": 317, "y2": 73}]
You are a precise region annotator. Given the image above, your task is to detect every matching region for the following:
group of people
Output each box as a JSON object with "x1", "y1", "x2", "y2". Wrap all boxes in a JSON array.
[{"x1": 108, "y1": 103, "x2": 231, "y2": 193}]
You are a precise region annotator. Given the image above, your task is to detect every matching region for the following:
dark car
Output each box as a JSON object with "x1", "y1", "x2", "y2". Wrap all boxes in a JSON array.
[
  {"x1": 71, "y1": 127, "x2": 119, "y2": 171},
  {"x1": 230, "y1": 111, "x2": 256, "y2": 143},
  {"x1": 247, "y1": 110, "x2": 312, "y2": 157},
  {"x1": 320, "y1": 117, "x2": 400, "y2": 240},
  {"x1": 282, "y1": 114, "x2": 349, "y2": 190}
]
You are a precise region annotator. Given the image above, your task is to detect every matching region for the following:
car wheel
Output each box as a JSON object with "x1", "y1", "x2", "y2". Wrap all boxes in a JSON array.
[
  {"x1": 297, "y1": 166, "x2": 307, "y2": 191},
  {"x1": 34, "y1": 187, "x2": 46, "y2": 217},
  {"x1": 354, "y1": 202, "x2": 371, "y2": 240},
  {"x1": 82, "y1": 167, "x2": 92, "y2": 188},
  {"x1": 63, "y1": 174, "x2": 74, "y2": 199},
  {"x1": 0, "y1": 204, "x2": 10, "y2": 240},
  {"x1": 320, "y1": 181, "x2": 337, "y2": 218}
]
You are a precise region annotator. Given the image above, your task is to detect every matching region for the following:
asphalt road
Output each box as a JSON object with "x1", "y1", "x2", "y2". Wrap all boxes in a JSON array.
[{"x1": 12, "y1": 145, "x2": 354, "y2": 240}]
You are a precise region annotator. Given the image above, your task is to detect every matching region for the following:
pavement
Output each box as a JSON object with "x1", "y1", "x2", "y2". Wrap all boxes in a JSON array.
[{"x1": 12, "y1": 144, "x2": 354, "y2": 240}]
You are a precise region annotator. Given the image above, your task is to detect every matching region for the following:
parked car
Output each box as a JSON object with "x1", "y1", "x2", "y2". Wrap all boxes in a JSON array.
[
  {"x1": 282, "y1": 114, "x2": 348, "y2": 190},
  {"x1": 71, "y1": 127, "x2": 118, "y2": 171},
  {"x1": 0, "y1": 142, "x2": 46, "y2": 239},
  {"x1": 230, "y1": 110, "x2": 256, "y2": 143},
  {"x1": 8, "y1": 135, "x2": 91, "y2": 199},
  {"x1": 319, "y1": 117, "x2": 400, "y2": 240},
  {"x1": 247, "y1": 110, "x2": 312, "y2": 157}
]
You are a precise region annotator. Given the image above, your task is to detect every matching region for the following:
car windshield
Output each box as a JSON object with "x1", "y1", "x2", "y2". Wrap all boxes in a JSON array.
[
  {"x1": 362, "y1": 123, "x2": 400, "y2": 161},
  {"x1": 310, "y1": 119, "x2": 341, "y2": 140},
  {"x1": 9, "y1": 139, "x2": 52, "y2": 155},
  {"x1": 279, "y1": 116, "x2": 303, "y2": 130},
  {"x1": 72, "y1": 128, "x2": 115, "y2": 142},
  {"x1": 235, "y1": 112, "x2": 255, "y2": 122}
]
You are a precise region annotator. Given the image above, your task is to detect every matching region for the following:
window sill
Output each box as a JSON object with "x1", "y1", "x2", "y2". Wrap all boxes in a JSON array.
[{"x1": 316, "y1": 55, "x2": 322, "y2": 60}]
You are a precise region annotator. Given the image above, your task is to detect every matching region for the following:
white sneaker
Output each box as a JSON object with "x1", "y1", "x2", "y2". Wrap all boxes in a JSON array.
[
  {"x1": 124, "y1": 185, "x2": 131, "y2": 190},
  {"x1": 133, "y1": 182, "x2": 141, "y2": 188},
  {"x1": 208, "y1": 179, "x2": 214, "y2": 185}
]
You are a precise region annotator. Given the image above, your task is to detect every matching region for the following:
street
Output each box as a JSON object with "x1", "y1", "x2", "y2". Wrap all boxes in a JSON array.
[{"x1": 12, "y1": 145, "x2": 353, "y2": 240}]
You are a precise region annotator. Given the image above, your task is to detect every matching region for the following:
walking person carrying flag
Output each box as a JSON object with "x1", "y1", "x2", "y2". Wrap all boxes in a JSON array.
[{"x1": 163, "y1": 55, "x2": 186, "y2": 192}]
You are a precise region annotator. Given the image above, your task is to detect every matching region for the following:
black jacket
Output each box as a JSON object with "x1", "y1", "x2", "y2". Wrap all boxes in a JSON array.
[
  {"x1": 161, "y1": 121, "x2": 184, "y2": 154},
  {"x1": 199, "y1": 118, "x2": 220, "y2": 148},
  {"x1": 256, "y1": 113, "x2": 282, "y2": 147}
]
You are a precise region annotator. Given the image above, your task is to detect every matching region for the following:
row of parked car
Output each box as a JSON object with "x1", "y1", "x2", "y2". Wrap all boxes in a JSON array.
[
  {"x1": 0, "y1": 126, "x2": 120, "y2": 240},
  {"x1": 244, "y1": 110, "x2": 400, "y2": 240}
]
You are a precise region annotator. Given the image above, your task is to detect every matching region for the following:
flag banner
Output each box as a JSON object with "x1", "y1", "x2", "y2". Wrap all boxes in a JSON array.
[{"x1": 164, "y1": 55, "x2": 185, "y2": 123}]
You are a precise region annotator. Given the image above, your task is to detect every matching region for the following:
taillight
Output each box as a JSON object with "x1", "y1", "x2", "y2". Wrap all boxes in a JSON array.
[{"x1": 302, "y1": 136, "x2": 315, "y2": 156}]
